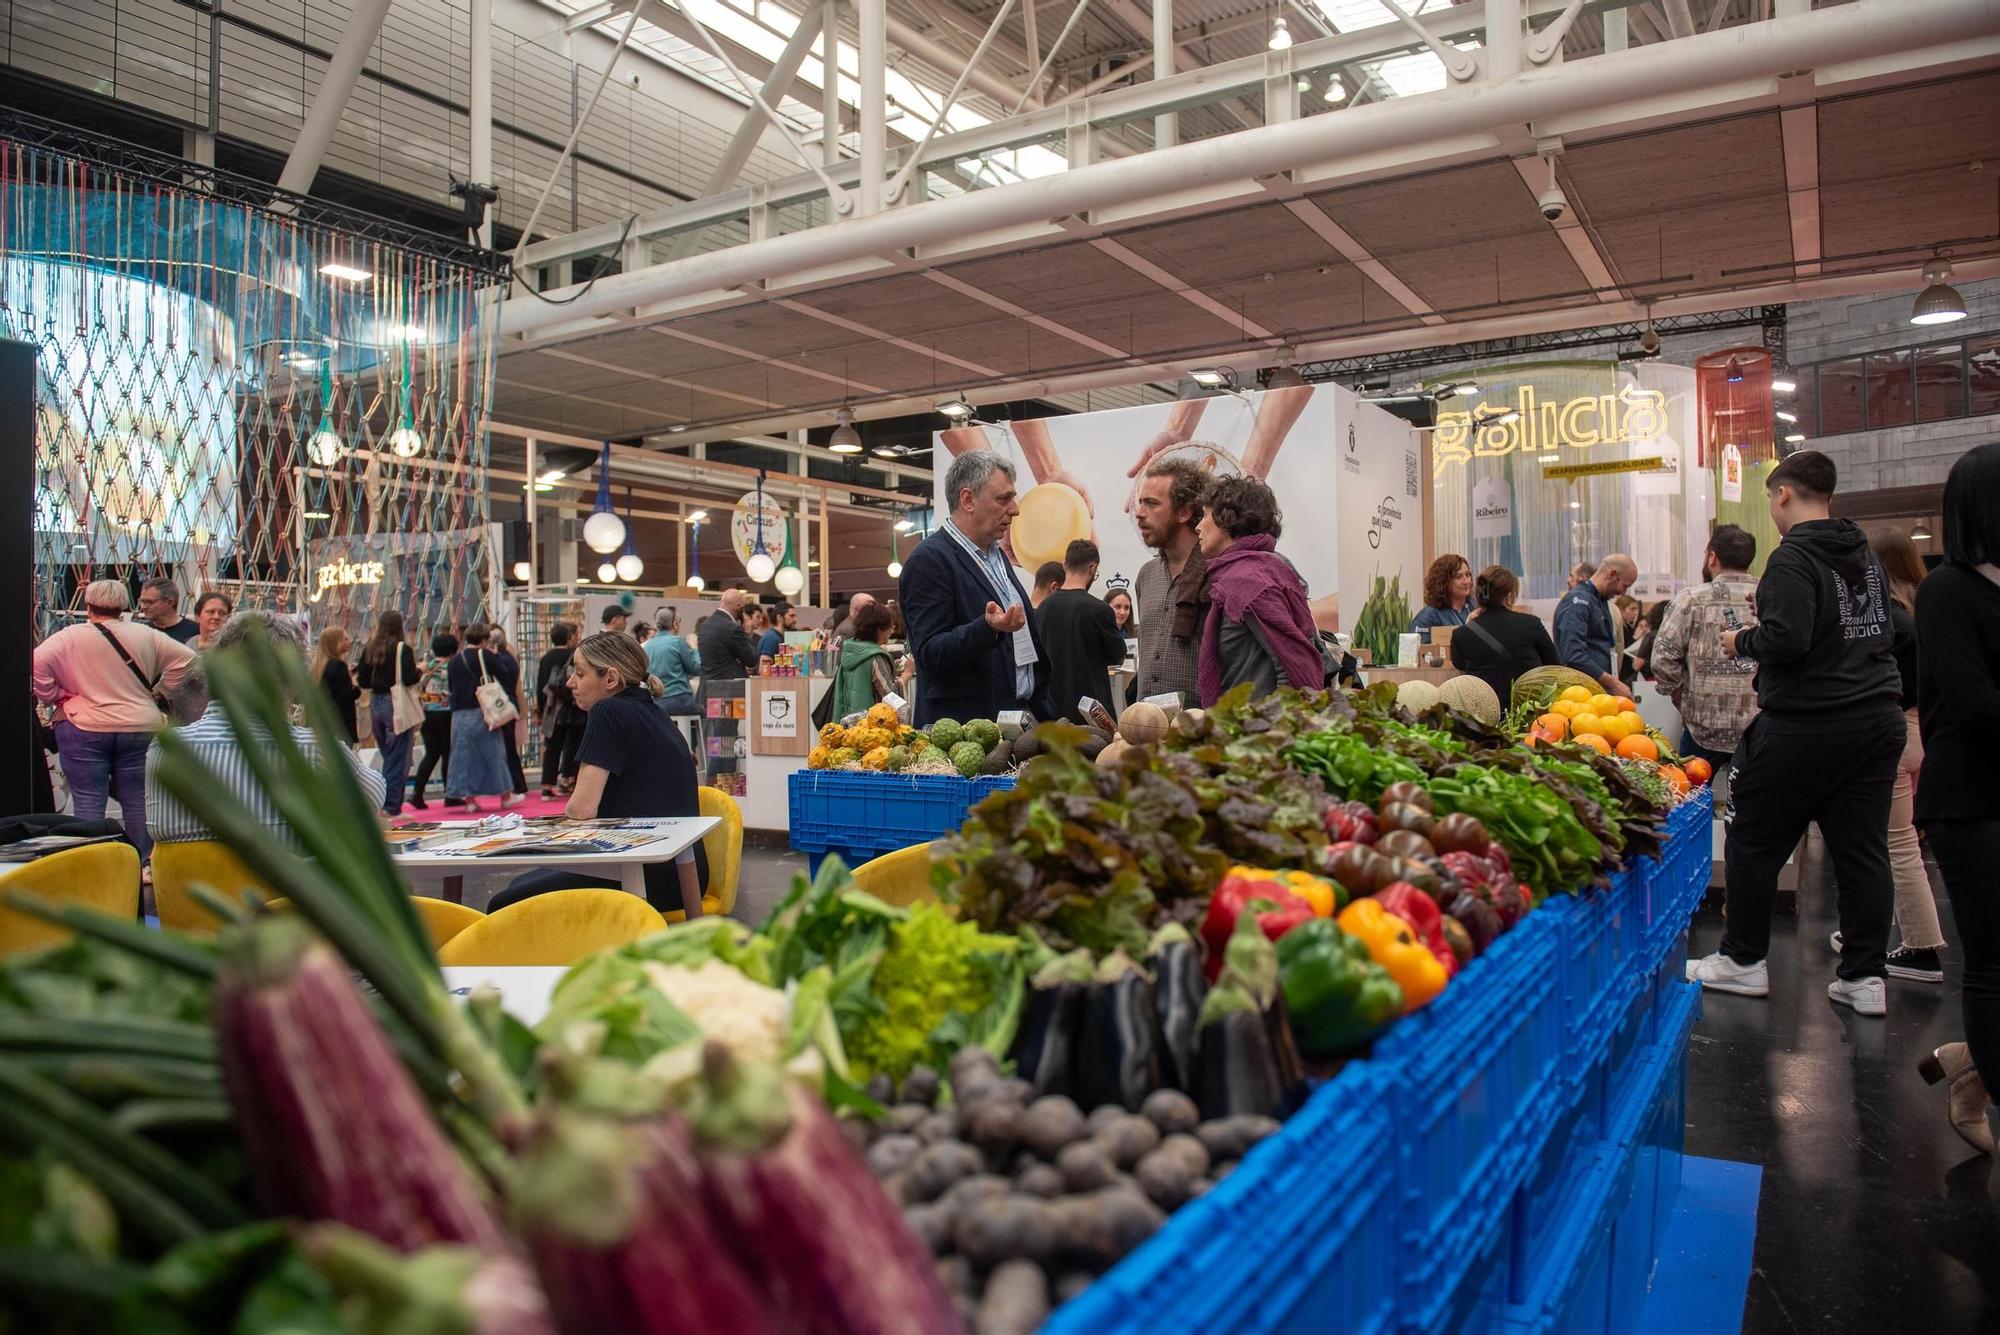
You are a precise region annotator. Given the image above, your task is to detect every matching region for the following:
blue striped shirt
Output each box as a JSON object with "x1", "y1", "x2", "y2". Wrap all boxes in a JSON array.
[
  {"x1": 942, "y1": 517, "x2": 1035, "y2": 700},
  {"x1": 144, "y1": 704, "x2": 388, "y2": 846}
]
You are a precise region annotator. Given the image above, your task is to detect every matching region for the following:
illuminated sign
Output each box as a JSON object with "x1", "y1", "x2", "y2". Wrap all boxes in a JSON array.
[
  {"x1": 1543, "y1": 457, "x2": 1666, "y2": 481},
  {"x1": 308, "y1": 558, "x2": 386, "y2": 604},
  {"x1": 1434, "y1": 385, "x2": 1668, "y2": 471}
]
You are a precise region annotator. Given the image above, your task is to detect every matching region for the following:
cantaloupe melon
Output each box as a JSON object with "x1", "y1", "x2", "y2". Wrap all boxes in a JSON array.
[
  {"x1": 1511, "y1": 665, "x2": 1602, "y2": 711},
  {"x1": 1118, "y1": 701, "x2": 1169, "y2": 746},
  {"x1": 1395, "y1": 679, "x2": 1441, "y2": 713},
  {"x1": 1436, "y1": 674, "x2": 1501, "y2": 724}
]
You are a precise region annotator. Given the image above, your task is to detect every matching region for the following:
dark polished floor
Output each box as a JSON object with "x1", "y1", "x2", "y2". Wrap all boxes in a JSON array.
[{"x1": 1686, "y1": 844, "x2": 2000, "y2": 1335}]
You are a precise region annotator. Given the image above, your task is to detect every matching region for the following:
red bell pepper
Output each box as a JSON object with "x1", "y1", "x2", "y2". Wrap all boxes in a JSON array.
[
  {"x1": 1373, "y1": 882, "x2": 1458, "y2": 978},
  {"x1": 1200, "y1": 873, "x2": 1315, "y2": 981}
]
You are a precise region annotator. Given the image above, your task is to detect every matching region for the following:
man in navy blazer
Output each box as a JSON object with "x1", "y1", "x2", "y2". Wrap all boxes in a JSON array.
[{"x1": 899, "y1": 450, "x2": 1053, "y2": 726}]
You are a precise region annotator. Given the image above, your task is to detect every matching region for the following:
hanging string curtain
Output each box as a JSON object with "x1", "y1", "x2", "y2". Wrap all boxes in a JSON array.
[{"x1": 1694, "y1": 347, "x2": 1775, "y2": 467}]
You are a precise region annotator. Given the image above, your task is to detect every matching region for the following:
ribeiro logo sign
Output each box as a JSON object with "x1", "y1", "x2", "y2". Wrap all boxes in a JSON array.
[{"x1": 1433, "y1": 385, "x2": 1668, "y2": 471}]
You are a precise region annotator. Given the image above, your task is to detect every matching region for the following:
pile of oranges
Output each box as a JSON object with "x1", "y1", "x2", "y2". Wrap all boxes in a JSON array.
[{"x1": 1523, "y1": 686, "x2": 1710, "y2": 798}]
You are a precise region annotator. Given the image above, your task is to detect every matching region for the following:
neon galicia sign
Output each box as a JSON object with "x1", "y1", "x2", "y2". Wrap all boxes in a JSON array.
[
  {"x1": 1433, "y1": 385, "x2": 1668, "y2": 471},
  {"x1": 307, "y1": 558, "x2": 386, "y2": 604}
]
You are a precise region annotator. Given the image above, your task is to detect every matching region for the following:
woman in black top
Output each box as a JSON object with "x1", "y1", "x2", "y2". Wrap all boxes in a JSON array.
[
  {"x1": 1913, "y1": 442, "x2": 2000, "y2": 1155},
  {"x1": 488, "y1": 627, "x2": 529, "y2": 798},
  {"x1": 536, "y1": 623, "x2": 586, "y2": 797},
  {"x1": 1448, "y1": 565, "x2": 1558, "y2": 706},
  {"x1": 444, "y1": 622, "x2": 518, "y2": 811},
  {"x1": 312, "y1": 627, "x2": 360, "y2": 743},
  {"x1": 360, "y1": 610, "x2": 424, "y2": 815},
  {"x1": 487, "y1": 632, "x2": 708, "y2": 916}
]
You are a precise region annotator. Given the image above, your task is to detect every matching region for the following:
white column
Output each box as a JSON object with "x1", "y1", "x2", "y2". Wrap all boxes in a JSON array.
[
  {"x1": 822, "y1": 0, "x2": 842, "y2": 167},
  {"x1": 469, "y1": 0, "x2": 493, "y2": 246},
  {"x1": 275, "y1": 0, "x2": 396, "y2": 197},
  {"x1": 1153, "y1": 0, "x2": 1176, "y2": 148},
  {"x1": 858, "y1": 0, "x2": 886, "y2": 215},
  {"x1": 1484, "y1": 0, "x2": 1522, "y2": 81}
]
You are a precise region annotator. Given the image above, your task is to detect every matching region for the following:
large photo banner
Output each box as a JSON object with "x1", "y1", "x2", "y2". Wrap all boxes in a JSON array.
[
  {"x1": 1335, "y1": 394, "x2": 1426, "y2": 669},
  {"x1": 935, "y1": 384, "x2": 1345, "y2": 613}
]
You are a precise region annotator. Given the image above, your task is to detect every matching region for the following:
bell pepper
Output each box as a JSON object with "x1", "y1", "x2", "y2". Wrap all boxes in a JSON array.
[
  {"x1": 1201, "y1": 874, "x2": 1315, "y2": 980},
  {"x1": 1373, "y1": 882, "x2": 1458, "y2": 978},
  {"x1": 1274, "y1": 919, "x2": 1405, "y2": 1057},
  {"x1": 1222, "y1": 865, "x2": 1341, "y2": 919},
  {"x1": 1335, "y1": 899, "x2": 1448, "y2": 1013}
]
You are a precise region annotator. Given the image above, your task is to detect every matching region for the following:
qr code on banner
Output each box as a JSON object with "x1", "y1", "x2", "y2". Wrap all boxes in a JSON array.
[{"x1": 1405, "y1": 451, "x2": 1420, "y2": 499}]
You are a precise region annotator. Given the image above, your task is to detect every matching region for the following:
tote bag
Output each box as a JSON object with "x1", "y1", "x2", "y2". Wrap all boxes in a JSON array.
[
  {"x1": 391, "y1": 642, "x2": 426, "y2": 735},
  {"x1": 473, "y1": 650, "x2": 519, "y2": 731}
]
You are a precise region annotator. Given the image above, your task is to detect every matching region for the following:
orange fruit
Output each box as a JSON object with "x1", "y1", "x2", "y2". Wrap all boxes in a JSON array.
[
  {"x1": 1560, "y1": 686, "x2": 1593, "y2": 704},
  {"x1": 1684, "y1": 757, "x2": 1714, "y2": 786},
  {"x1": 1615, "y1": 734, "x2": 1660, "y2": 762},
  {"x1": 1535, "y1": 713, "x2": 1570, "y2": 741},
  {"x1": 1574, "y1": 733, "x2": 1613, "y2": 756},
  {"x1": 1615, "y1": 697, "x2": 1639, "y2": 714},
  {"x1": 1572, "y1": 713, "x2": 1603, "y2": 737},
  {"x1": 1661, "y1": 765, "x2": 1691, "y2": 796}
]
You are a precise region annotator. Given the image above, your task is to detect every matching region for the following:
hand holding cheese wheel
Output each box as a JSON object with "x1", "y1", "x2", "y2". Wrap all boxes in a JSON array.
[{"x1": 1012, "y1": 481, "x2": 1093, "y2": 571}]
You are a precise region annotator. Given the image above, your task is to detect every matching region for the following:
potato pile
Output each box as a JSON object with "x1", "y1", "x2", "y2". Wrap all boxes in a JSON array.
[{"x1": 845, "y1": 1046, "x2": 1280, "y2": 1334}]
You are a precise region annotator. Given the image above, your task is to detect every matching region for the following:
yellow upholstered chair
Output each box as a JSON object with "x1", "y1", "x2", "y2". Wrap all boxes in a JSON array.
[
  {"x1": 850, "y1": 843, "x2": 940, "y2": 909},
  {"x1": 0, "y1": 843, "x2": 142, "y2": 959},
  {"x1": 152, "y1": 840, "x2": 274, "y2": 935},
  {"x1": 409, "y1": 896, "x2": 485, "y2": 951},
  {"x1": 436, "y1": 890, "x2": 666, "y2": 967},
  {"x1": 661, "y1": 787, "x2": 742, "y2": 923}
]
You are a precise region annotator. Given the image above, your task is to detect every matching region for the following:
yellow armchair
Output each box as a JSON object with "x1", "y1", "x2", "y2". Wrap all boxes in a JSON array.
[
  {"x1": 152, "y1": 840, "x2": 274, "y2": 935},
  {"x1": 437, "y1": 890, "x2": 666, "y2": 967},
  {"x1": 409, "y1": 896, "x2": 485, "y2": 951},
  {"x1": 850, "y1": 842, "x2": 940, "y2": 909},
  {"x1": 697, "y1": 786, "x2": 742, "y2": 916},
  {"x1": 0, "y1": 843, "x2": 142, "y2": 959}
]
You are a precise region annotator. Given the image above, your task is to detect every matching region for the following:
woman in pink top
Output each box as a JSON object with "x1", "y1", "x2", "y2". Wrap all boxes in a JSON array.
[{"x1": 32, "y1": 579, "x2": 196, "y2": 859}]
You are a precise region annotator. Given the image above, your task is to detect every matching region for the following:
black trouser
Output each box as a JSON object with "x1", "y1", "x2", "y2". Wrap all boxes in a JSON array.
[
  {"x1": 1721, "y1": 707, "x2": 1903, "y2": 981},
  {"x1": 1926, "y1": 819, "x2": 2000, "y2": 1090},
  {"x1": 502, "y1": 726, "x2": 528, "y2": 795},
  {"x1": 540, "y1": 720, "x2": 585, "y2": 787},
  {"x1": 410, "y1": 712, "x2": 451, "y2": 799}
]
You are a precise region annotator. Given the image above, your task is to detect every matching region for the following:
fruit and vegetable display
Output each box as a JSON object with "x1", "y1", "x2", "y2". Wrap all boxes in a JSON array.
[
  {"x1": 1, "y1": 629, "x2": 1692, "y2": 1332},
  {"x1": 808, "y1": 704, "x2": 1023, "y2": 777}
]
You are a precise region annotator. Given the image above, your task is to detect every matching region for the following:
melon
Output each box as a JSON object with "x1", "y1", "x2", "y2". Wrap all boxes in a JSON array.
[
  {"x1": 1395, "y1": 679, "x2": 1441, "y2": 713},
  {"x1": 1012, "y1": 482, "x2": 1091, "y2": 570},
  {"x1": 1096, "y1": 737, "x2": 1135, "y2": 767},
  {"x1": 1118, "y1": 701, "x2": 1170, "y2": 746},
  {"x1": 1511, "y1": 665, "x2": 1602, "y2": 712},
  {"x1": 1436, "y1": 674, "x2": 1501, "y2": 724}
]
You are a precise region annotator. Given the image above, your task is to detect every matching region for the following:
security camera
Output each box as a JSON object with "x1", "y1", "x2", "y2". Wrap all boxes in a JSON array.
[{"x1": 1538, "y1": 185, "x2": 1569, "y2": 221}]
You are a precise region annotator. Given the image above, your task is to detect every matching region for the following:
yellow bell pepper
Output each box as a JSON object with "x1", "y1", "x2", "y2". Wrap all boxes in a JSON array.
[
  {"x1": 1223, "y1": 866, "x2": 1338, "y2": 918},
  {"x1": 1335, "y1": 898, "x2": 1448, "y2": 1013}
]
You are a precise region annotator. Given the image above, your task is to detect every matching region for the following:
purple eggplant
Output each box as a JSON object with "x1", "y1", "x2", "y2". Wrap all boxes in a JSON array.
[
  {"x1": 512, "y1": 1108, "x2": 776, "y2": 1335},
  {"x1": 689, "y1": 1045, "x2": 964, "y2": 1335},
  {"x1": 1146, "y1": 924, "x2": 1206, "y2": 1095},
  {"x1": 1193, "y1": 911, "x2": 1306, "y2": 1121},
  {"x1": 1010, "y1": 950, "x2": 1092, "y2": 1098},
  {"x1": 211, "y1": 916, "x2": 512, "y2": 1254},
  {"x1": 1074, "y1": 951, "x2": 1163, "y2": 1112}
]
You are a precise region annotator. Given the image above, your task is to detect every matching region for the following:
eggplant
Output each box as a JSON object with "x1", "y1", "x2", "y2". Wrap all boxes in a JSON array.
[
  {"x1": 211, "y1": 916, "x2": 514, "y2": 1255},
  {"x1": 1145, "y1": 924, "x2": 1207, "y2": 1094},
  {"x1": 1191, "y1": 913, "x2": 1305, "y2": 1121},
  {"x1": 1074, "y1": 951, "x2": 1164, "y2": 1112},
  {"x1": 513, "y1": 1109, "x2": 774, "y2": 1334},
  {"x1": 1010, "y1": 950, "x2": 1093, "y2": 1098},
  {"x1": 689, "y1": 1045, "x2": 965, "y2": 1335}
]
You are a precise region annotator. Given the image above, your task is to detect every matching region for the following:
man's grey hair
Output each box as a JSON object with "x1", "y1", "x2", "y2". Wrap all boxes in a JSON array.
[
  {"x1": 170, "y1": 611, "x2": 309, "y2": 721},
  {"x1": 656, "y1": 606, "x2": 680, "y2": 633},
  {"x1": 943, "y1": 450, "x2": 1016, "y2": 512}
]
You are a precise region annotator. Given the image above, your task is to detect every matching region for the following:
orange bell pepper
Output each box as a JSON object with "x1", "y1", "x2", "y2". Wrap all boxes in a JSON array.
[{"x1": 1335, "y1": 898, "x2": 1448, "y2": 1013}]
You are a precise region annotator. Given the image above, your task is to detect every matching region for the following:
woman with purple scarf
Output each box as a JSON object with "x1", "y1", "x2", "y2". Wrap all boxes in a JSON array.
[{"x1": 1196, "y1": 476, "x2": 1328, "y2": 707}]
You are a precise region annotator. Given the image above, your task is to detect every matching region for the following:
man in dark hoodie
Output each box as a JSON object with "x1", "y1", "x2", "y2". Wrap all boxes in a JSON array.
[{"x1": 1687, "y1": 451, "x2": 1903, "y2": 1017}]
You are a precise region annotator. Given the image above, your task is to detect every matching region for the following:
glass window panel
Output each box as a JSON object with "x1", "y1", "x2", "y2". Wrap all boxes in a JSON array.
[
  {"x1": 1818, "y1": 357, "x2": 1865, "y2": 435},
  {"x1": 1865, "y1": 350, "x2": 1913, "y2": 429},
  {"x1": 1915, "y1": 344, "x2": 1965, "y2": 423},
  {"x1": 1970, "y1": 336, "x2": 2000, "y2": 419},
  {"x1": 1787, "y1": 365, "x2": 1816, "y2": 437}
]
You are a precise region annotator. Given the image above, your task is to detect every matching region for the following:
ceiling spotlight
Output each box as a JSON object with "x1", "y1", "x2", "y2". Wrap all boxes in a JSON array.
[
  {"x1": 1911, "y1": 518, "x2": 1933, "y2": 541},
  {"x1": 1265, "y1": 345, "x2": 1306, "y2": 389},
  {"x1": 1268, "y1": 15, "x2": 1292, "y2": 50},
  {"x1": 894, "y1": 517, "x2": 916, "y2": 533},
  {"x1": 1325, "y1": 77, "x2": 1347, "y2": 103},
  {"x1": 1775, "y1": 410, "x2": 1797, "y2": 423},
  {"x1": 936, "y1": 395, "x2": 975, "y2": 422},
  {"x1": 1910, "y1": 255, "x2": 1968, "y2": 325},
  {"x1": 319, "y1": 262, "x2": 372, "y2": 283},
  {"x1": 1784, "y1": 432, "x2": 1805, "y2": 443},
  {"x1": 668, "y1": 424, "x2": 689, "y2": 433},
  {"x1": 1771, "y1": 378, "x2": 1797, "y2": 394},
  {"x1": 684, "y1": 509, "x2": 708, "y2": 525},
  {"x1": 1188, "y1": 367, "x2": 1232, "y2": 388},
  {"x1": 1639, "y1": 327, "x2": 1661, "y2": 355},
  {"x1": 1724, "y1": 356, "x2": 1744, "y2": 384},
  {"x1": 1476, "y1": 405, "x2": 1521, "y2": 426},
  {"x1": 512, "y1": 560, "x2": 533, "y2": 581},
  {"x1": 828, "y1": 405, "x2": 864, "y2": 454}
]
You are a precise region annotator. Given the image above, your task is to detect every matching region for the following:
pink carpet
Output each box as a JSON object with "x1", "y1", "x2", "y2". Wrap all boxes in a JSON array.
[{"x1": 396, "y1": 793, "x2": 570, "y2": 825}]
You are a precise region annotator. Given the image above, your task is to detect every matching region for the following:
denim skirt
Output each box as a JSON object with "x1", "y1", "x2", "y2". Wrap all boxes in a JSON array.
[{"x1": 444, "y1": 708, "x2": 510, "y2": 798}]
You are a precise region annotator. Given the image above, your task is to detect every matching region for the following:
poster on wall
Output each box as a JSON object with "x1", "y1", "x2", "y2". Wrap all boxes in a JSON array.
[
  {"x1": 1336, "y1": 404, "x2": 1426, "y2": 669},
  {"x1": 1721, "y1": 445, "x2": 1744, "y2": 502},
  {"x1": 1471, "y1": 476, "x2": 1514, "y2": 541}
]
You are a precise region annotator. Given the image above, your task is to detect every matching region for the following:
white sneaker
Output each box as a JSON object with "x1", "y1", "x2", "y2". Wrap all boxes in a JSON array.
[
  {"x1": 1829, "y1": 930, "x2": 1843, "y2": 953},
  {"x1": 1827, "y1": 977, "x2": 1886, "y2": 1016},
  {"x1": 1687, "y1": 952, "x2": 1770, "y2": 997}
]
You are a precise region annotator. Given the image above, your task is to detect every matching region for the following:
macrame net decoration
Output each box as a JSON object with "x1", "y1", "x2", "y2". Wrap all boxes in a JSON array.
[{"x1": 1, "y1": 128, "x2": 500, "y2": 643}]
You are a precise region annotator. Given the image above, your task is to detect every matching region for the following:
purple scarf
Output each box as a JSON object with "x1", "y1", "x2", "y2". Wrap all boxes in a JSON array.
[{"x1": 1198, "y1": 534, "x2": 1325, "y2": 706}]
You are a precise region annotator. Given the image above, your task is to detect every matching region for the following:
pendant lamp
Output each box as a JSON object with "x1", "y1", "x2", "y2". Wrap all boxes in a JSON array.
[
  {"x1": 686, "y1": 515, "x2": 705, "y2": 592},
  {"x1": 773, "y1": 514, "x2": 806, "y2": 596},
  {"x1": 744, "y1": 471, "x2": 776, "y2": 583},
  {"x1": 886, "y1": 527, "x2": 903, "y2": 580},
  {"x1": 597, "y1": 560, "x2": 619, "y2": 583},
  {"x1": 615, "y1": 489, "x2": 644, "y2": 581},
  {"x1": 385, "y1": 344, "x2": 423, "y2": 457},
  {"x1": 582, "y1": 442, "x2": 626, "y2": 553},
  {"x1": 307, "y1": 361, "x2": 344, "y2": 466}
]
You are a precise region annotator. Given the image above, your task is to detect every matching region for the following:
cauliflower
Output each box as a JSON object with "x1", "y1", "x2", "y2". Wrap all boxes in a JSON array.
[{"x1": 639, "y1": 960, "x2": 821, "y2": 1081}]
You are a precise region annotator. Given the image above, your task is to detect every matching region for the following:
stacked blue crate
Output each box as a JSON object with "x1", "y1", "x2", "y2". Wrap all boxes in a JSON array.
[{"x1": 786, "y1": 770, "x2": 1016, "y2": 873}]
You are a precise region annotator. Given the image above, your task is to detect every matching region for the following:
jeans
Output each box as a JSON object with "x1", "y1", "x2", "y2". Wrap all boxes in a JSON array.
[
  {"x1": 411, "y1": 711, "x2": 451, "y2": 800},
  {"x1": 54, "y1": 720, "x2": 154, "y2": 859},
  {"x1": 1885, "y1": 709, "x2": 1944, "y2": 950},
  {"x1": 1926, "y1": 820, "x2": 2000, "y2": 1092},
  {"x1": 369, "y1": 695, "x2": 412, "y2": 815},
  {"x1": 1721, "y1": 708, "x2": 1903, "y2": 981}
]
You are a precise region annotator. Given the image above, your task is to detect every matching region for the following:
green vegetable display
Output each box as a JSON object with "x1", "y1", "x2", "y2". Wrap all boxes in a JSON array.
[
  {"x1": 843, "y1": 907, "x2": 1023, "y2": 1083},
  {"x1": 1282, "y1": 731, "x2": 1426, "y2": 808},
  {"x1": 1424, "y1": 762, "x2": 1605, "y2": 897},
  {"x1": 1350, "y1": 570, "x2": 1411, "y2": 669}
]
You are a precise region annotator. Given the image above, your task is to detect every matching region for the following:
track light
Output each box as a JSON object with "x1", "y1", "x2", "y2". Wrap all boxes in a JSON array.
[
  {"x1": 1910, "y1": 256, "x2": 1968, "y2": 325},
  {"x1": 1775, "y1": 410, "x2": 1797, "y2": 423},
  {"x1": 936, "y1": 395, "x2": 975, "y2": 422},
  {"x1": 1476, "y1": 405, "x2": 1522, "y2": 426},
  {"x1": 1771, "y1": 378, "x2": 1796, "y2": 394},
  {"x1": 1268, "y1": 15, "x2": 1292, "y2": 50},
  {"x1": 828, "y1": 405, "x2": 864, "y2": 454},
  {"x1": 1188, "y1": 367, "x2": 1232, "y2": 388},
  {"x1": 1784, "y1": 433, "x2": 1805, "y2": 443}
]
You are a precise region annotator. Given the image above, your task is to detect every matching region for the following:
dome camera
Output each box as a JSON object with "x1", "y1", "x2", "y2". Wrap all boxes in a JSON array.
[{"x1": 1538, "y1": 185, "x2": 1569, "y2": 221}]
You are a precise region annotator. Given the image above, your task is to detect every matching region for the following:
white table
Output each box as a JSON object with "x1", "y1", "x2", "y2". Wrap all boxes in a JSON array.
[
  {"x1": 441, "y1": 965, "x2": 567, "y2": 1024},
  {"x1": 392, "y1": 816, "x2": 718, "y2": 918}
]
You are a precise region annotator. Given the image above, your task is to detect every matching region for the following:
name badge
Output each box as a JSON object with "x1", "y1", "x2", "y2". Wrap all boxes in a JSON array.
[{"x1": 1011, "y1": 623, "x2": 1039, "y2": 669}]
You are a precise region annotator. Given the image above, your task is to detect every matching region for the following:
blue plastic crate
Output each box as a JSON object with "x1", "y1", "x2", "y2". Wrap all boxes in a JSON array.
[
  {"x1": 1558, "y1": 873, "x2": 1641, "y2": 1088},
  {"x1": 1500, "y1": 1147, "x2": 1623, "y2": 1335},
  {"x1": 1378, "y1": 911, "x2": 1566, "y2": 1333},
  {"x1": 1043, "y1": 1063, "x2": 1400, "y2": 1335},
  {"x1": 787, "y1": 770, "x2": 1015, "y2": 871},
  {"x1": 1604, "y1": 982, "x2": 1701, "y2": 1335},
  {"x1": 1417, "y1": 1213, "x2": 1513, "y2": 1335},
  {"x1": 1509, "y1": 1087, "x2": 1600, "y2": 1299}
]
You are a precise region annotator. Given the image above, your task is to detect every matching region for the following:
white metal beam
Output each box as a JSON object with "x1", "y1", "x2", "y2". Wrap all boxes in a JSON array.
[
  {"x1": 859, "y1": 0, "x2": 886, "y2": 214},
  {"x1": 700, "y1": 2, "x2": 827, "y2": 197},
  {"x1": 275, "y1": 0, "x2": 395, "y2": 197},
  {"x1": 1780, "y1": 104, "x2": 1821, "y2": 278},
  {"x1": 470, "y1": 0, "x2": 493, "y2": 246},
  {"x1": 1153, "y1": 0, "x2": 1177, "y2": 149}
]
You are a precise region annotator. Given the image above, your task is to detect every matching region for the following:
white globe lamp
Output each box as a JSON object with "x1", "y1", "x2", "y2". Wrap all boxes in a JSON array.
[
  {"x1": 774, "y1": 563, "x2": 805, "y2": 597},
  {"x1": 745, "y1": 550, "x2": 776, "y2": 583},
  {"x1": 583, "y1": 509, "x2": 625, "y2": 555},
  {"x1": 386, "y1": 424, "x2": 423, "y2": 458},
  {"x1": 886, "y1": 559, "x2": 904, "y2": 579},
  {"x1": 307, "y1": 423, "x2": 344, "y2": 466},
  {"x1": 511, "y1": 560, "x2": 532, "y2": 582},
  {"x1": 616, "y1": 552, "x2": 644, "y2": 582},
  {"x1": 597, "y1": 560, "x2": 619, "y2": 583},
  {"x1": 686, "y1": 573, "x2": 705, "y2": 592}
]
